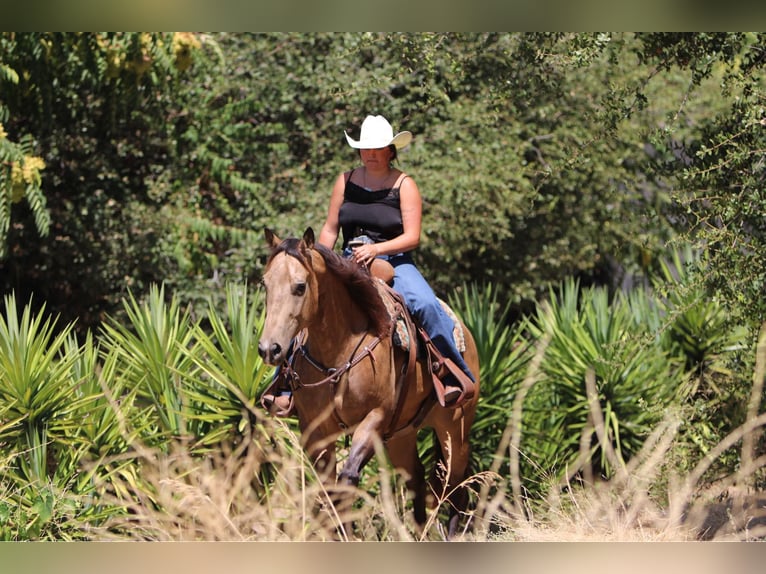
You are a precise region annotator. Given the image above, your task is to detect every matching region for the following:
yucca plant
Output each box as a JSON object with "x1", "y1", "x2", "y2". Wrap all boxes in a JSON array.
[
  {"x1": 0, "y1": 293, "x2": 102, "y2": 539},
  {"x1": 521, "y1": 278, "x2": 685, "y2": 492},
  {"x1": 57, "y1": 331, "x2": 151, "y2": 485},
  {"x1": 184, "y1": 282, "x2": 274, "y2": 447},
  {"x1": 652, "y1": 246, "x2": 751, "y2": 476},
  {"x1": 655, "y1": 246, "x2": 749, "y2": 394},
  {"x1": 99, "y1": 284, "x2": 199, "y2": 444},
  {"x1": 0, "y1": 293, "x2": 79, "y2": 482},
  {"x1": 449, "y1": 282, "x2": 532, "y2": 473}
]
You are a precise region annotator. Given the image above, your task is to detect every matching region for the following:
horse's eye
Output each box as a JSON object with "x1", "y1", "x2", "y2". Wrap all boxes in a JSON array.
[{"x1": 293, "y1": 282, "x2": 307, "y2": 296}]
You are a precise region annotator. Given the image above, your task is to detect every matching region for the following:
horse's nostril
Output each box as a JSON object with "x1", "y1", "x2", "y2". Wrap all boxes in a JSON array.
[{"x1": 258, "y1": 341, "x2": 282, "y2": 363}]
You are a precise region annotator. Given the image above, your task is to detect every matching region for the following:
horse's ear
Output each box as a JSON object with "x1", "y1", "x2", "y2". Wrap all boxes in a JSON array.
[
  {"x1": 264, "y1": 227, "x2": 281, "y2": 249},
  {"x1": 302, "y1": 227, "x2": 315, "y2": 249}
]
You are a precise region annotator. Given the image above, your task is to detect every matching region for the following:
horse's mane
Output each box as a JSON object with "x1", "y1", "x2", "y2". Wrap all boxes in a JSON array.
[{"x1": 269, "y1": 238, "x2": 392, "y2": 338}]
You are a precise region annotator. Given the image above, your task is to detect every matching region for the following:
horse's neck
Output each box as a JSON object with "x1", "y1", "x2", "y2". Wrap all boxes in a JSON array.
[{"x1": 307, "y1": 271, "x2": 369, "y2": 362}]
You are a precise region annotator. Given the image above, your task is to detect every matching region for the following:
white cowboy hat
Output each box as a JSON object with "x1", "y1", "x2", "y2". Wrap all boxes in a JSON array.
[{"x1": 344, "y1": 115, "x2": 412, "y2": 150}]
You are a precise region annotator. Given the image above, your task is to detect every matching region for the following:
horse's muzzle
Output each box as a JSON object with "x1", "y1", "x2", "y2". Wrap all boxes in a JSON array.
[{"x1": 258, "y1": 340, "x2": 284, "y2": 366}]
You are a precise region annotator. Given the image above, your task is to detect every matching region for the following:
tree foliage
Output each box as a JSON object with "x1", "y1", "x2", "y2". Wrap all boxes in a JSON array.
[
  {"x1": 0, "y1": 60, "x2": 49, "y2": 258},
  {"x1": 0, "y1": 32, "x2": 765, "y2": 336},
  {"x1": 0, "y1": 32, "x2": 205, "y2": 326},
  {"x1": 635, "y1": 33, "x2": 766, "y2": 324}
]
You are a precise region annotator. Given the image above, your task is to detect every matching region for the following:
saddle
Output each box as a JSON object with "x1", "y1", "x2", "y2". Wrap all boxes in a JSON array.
[
  {"x1": 370, "y1": 260, "x2": 475, "y2": 408},
  {"x1": 369, "y1": 258, "x2": 395, "y2": 285}
]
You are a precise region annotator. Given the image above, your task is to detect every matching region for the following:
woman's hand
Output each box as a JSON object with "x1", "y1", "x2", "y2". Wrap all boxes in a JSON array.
[{"x1": 352, "y1": 243, "x2": 378, "y2": 266}]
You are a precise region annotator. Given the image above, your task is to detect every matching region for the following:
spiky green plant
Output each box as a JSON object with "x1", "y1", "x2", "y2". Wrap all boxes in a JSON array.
[
  {"x1": 655, "y1": 246, "x2": 750, "y2": 393},
  {"x1": 99, "y1": 284, "x2": 199, "y2": 444},
  {"x1": 0, "y1": 293, "x2": 112, "y2": 540},
  {"x1": 0, "y1": 293, "x2": 78, "y2": 482},
  {"x1": 652, "y1": 246, "x2": 752, "y2": 477},
  {"x1": 449, "y1": 282, "x2": 532, "y2": 473},
  {"x1": 522, "y1": 278, "x2": 686, "y2": 491},
  {"x1": 184, "y1": 282, "x2": 273, "y2": 447},
  {"x1": 57, "y1": 331, "x2": 152, "y2": 487}
]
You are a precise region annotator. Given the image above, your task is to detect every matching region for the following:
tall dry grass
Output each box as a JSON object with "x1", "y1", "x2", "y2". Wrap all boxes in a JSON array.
[{"x1": 83, "y1": 325, "x2": 766, "y2": 542}]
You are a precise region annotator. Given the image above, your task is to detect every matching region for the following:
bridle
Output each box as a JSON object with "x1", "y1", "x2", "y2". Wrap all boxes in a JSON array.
[{"x1": 280, "y1": 328, "x2": 385, "y2": 391}]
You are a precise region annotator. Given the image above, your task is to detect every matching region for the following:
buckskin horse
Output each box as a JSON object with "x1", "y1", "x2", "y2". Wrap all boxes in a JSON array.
[{"x1": 257, "y1": 228, "x2": 480, "y2": 539}]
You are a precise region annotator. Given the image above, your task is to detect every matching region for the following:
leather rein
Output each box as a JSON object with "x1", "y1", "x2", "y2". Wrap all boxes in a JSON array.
[{"x1": 282, "y1": 328, "x2": 384, "y2": 390}]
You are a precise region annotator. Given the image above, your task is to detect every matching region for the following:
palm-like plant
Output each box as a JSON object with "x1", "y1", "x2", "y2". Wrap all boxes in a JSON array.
[
  {"x1": 58, "y1": 331, "x2": 151, "y2": 484},
  {"x1": 652, "y1": 247, "x2": 751, "y2": 475},
  {"x1": 0, "y1": 293, "x2": 101, "y2": 539},
  {"x1": 184, "y1": 282, "x2": 273, "y2": 447},
  {"x1": 655, "y1": 246, "x2": 749, "y2": 394},
  {"x1": 99, "y1": 284, "x2": 198, "y2": 444},
  {"x1": 522, "y1": 278, "x2": 685, "y2": 490},
  {"x1": 0, "y1": 293, "x2": 78, "y2": 482},
  {"x1": 449, "y1": 283, "x2": 532, "y2": 473}
]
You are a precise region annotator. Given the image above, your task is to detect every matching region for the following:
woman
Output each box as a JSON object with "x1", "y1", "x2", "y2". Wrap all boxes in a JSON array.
[{"x1": 262, "y1": 115, "x2": 474, "y2": 416}]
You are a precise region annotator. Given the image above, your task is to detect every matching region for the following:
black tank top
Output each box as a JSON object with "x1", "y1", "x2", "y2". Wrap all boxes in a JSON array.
[{"x1": 338, "y1": 170, "x2": 408, "y2": 248}]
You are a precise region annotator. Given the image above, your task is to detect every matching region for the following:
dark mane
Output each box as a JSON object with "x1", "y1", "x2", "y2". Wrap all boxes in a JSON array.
[
  {"x1": 267, "y1": 237, "x2": 392, "y2": 338},
  {"x1": 313, "y1": 243, "x2": 392, "y2": 338}
]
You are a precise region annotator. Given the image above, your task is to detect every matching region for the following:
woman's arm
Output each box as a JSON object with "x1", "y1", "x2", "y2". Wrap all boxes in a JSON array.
[
  {"x1": 317, "y1": 172, "x2": 347, "y2": 249},
  {"x1": 378, "y1": 175, "x2": 421, "y2": 255}
]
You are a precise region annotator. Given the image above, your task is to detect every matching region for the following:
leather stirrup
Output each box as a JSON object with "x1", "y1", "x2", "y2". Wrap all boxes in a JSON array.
[
  {"x1": 419, "y1": 327, "x2": 475, "y2": 408},
  {"x1": 431, "y1": 356, "x2": 476, "y2": 408}
]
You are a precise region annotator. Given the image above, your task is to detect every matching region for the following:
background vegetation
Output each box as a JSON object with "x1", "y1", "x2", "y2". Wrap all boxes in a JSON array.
[{"x1": 1, "y1": 32, "x2": 765, "y2": 540}]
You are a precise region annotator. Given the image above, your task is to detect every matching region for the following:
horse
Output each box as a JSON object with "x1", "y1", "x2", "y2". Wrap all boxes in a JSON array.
[{"x1": 257, "y1": 227, "x2": 480, "y2": 539}]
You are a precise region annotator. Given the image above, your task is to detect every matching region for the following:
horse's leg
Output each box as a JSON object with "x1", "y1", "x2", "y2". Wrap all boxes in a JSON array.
[
  {"x1": 296, "y1": 414, "x2": 343, "y2": 536},
  {"x1": 307, "y1": 439, "x2": 337, "y2": 482},
  {"x1": 385, "y1": 430, "x2": 427, "y2": 530},
  {"x1": 300, "y1": 416, "x2": 339, "y2": 483},
  {"x1": 431, "y1": 413, "x2": 474, "y2": 539},
  {"x1": 337, "y1": 407, "x2": 387, "y2": 486},
  {"x1": 317, "y1": 408, "x2": 384, "y2": 538}
]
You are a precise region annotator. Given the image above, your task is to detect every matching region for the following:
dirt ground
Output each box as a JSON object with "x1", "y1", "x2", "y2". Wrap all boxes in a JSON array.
[{"x1": 684, "y1": 488, "x2": 766, "y2": 540}]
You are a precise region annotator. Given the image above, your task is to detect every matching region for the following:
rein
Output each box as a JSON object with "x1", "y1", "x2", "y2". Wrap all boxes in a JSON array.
[{"x1": 282, "y1": 329, "x2": 384, "y2": 390}]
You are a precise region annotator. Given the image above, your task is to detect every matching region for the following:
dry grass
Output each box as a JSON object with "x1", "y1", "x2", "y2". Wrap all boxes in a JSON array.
[
  {"x1": 90, "y1": 420, "x2": 374, "y2": 541},
  {"x1": 80, "y1": 325, "x2": 766, "y2": 542},
  {"x1": 83, "y1": 411, "x2": 766, "y2": 542}
]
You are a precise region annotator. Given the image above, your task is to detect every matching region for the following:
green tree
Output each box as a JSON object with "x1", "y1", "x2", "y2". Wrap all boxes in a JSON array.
[
  {"x1": 3, "y1": 32, "x2": 762, "y2": 341},
  {"x1": 633, "y1": 32, "x2": 766, "y2": 327},
  {"x1": 0, "y1": 33, "x2": 205, "y2": 330},
  {"x1": 0, "y1": 60, "x2": 49, "y2": 258}
]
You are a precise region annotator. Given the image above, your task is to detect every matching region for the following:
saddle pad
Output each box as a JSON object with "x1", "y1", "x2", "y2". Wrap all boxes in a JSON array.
[{"x1": 373, "y1": 279, "x2": 465, "y2": 354}]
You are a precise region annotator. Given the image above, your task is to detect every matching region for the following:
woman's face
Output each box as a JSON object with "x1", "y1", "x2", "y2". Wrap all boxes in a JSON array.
[{"x1": 360, "y1": 146, "x2": 393, "y2": 169}]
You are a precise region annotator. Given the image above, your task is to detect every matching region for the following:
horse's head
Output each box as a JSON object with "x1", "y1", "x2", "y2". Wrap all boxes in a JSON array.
[{"x1": 258, "y1": 227, "x2": 319, "y2": 365}]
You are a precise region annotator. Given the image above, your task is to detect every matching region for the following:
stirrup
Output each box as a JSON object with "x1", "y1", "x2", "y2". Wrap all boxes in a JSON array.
[
  {"x1": 431, "y1": 358, "x2": 475, "y2": 408},
  {"x1": 260, "y1": 374, "x2": 296, "y2": 418}
]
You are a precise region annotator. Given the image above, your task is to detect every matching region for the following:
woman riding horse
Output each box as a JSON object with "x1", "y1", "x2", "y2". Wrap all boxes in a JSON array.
[{"x1": 262, "y1": 114, "x2": 475, "y2": 416}]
